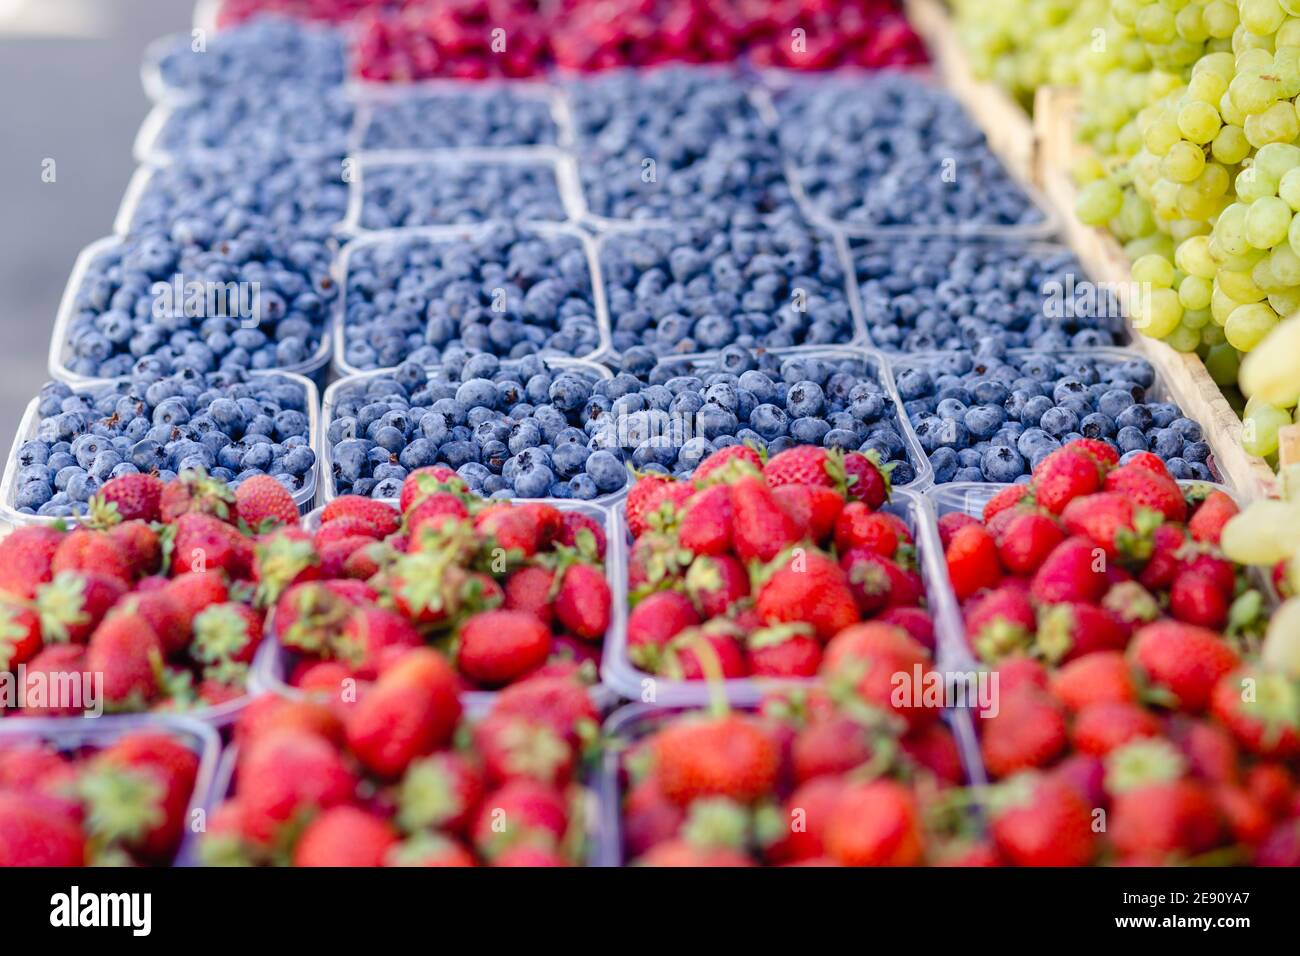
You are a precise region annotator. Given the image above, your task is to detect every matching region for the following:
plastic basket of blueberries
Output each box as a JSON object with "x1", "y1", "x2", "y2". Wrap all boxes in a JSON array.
[
  {"x1": 331, "y1": 222, "x2": 609, "y2": 377},
  {"x1": 319, "y1": 354, "x2": 633, "y2": 504},
  {"x1": 602, "y1": 343, "x2": 930, "y2": 490},
  {"x1": 49, "y1": 234, "x2": 337, "y2": 387},
  {"x1": 847, "y1": 236, "x2": 1129, "y2": 353},
  {"x1": 761, "y1": 72, "x2": 1059, "y2": 240},
  {"x1": 1, "y1": 368, "x2": 319, "y2": 525},
  {"x1": 592, "y1": 209, "x2": 864, "y2": 359},
  {"x1": 890, "y1": 348, "x2": 1223, "y2": 488}
]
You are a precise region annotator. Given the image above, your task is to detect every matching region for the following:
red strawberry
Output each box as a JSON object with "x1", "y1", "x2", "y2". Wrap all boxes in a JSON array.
[
  {"x1": 93, "y1": 732, "x2": 199, "y2": 862},
  {"x1": 472, "y1": 711, "x2": 577, "y2": 789},
  {"x1": 1051, "y1": 651, "x2": 1137, "y2": 712},
  {"x1": 625, "y1": 475, "x2": 691, "y2": 538},
  {"x1": 747, "y1": 623, "x2": 823, "y2": 677},
  {"x1": 108, "y1": 520, "x2": 161, "y2": 577},
  {"x1": 33, "y1": 571, "x2": 125, "y2": 644},
  {"x1": 346, "y1": 648, "x2": 461, "y2": 778},
  {"x1": 471, "y1": 779, "x2": 569, "y2": 861},
  {"x1": 729, "y1": 475, "x2": 802, "y2": 563},
  {"x1": 1245, "y1": 764, "x2": 1294, "y2": 816},
  {"x1": 556, "y1": 510, "x2": 606, "y2": 558},
  {"x1": 1130, "y1": 620, "x2": 1240, "y2": 713},
  {"x1": 824, "y1": 780, "x2": 923, "y2": 866},
  {"x1": 457, "y1": 610, "x2": 551, "y2": 687},
  {"x1": 982, "y1": 483, "x2": 1030, "y2": 523},
  {"x1": 877, "y1": 606, "x2": 935, "y2": 653},
  {"x1": 319, "y1": 535, "x2": 381, "y2": 578},
  {"x1": 0, "y1": 526, "x2": 61, "y2": 599},
  {"x1": 399, "y1": 465, "x2": 465, "y2": 511},
  {"x1": 1189, "y1": 490, "x2": 1237, "y2": 545},
  {"x1": 235, "y1": 696, "x2": 343, "y2": 748},
  {"x1": 1178, "y1": 551, "x2": 1236, "y2": 600},
  {"x1": 901, "y1": 722, "x2": 964, "y2": 785},
  {"x1": 755, "y1": 548, "x2": 858, "y2": 642},
  {"x1": 1071, "y1": 701, "x2": 1161, "y2": 755},
  {"x1": 319, "y1": 495, "x2": 401, "y2": 537},
  {"x1": 159, "y1": 469, "x2": 238, "y2": 523},
  {"x1": 88, "y1": 473, "x2": 163, "y2": 525},
  {"x1": 1061, "y1": 492, "x2": 1162, "y2": 561},
  {"x1": 235, "y1": 474, "x2": 299, "y2": 528},
  {"x1": 237, "y1": 730, "x2": 356, "y2": 845},
  {"x1": 1108, "y1": 750, "x2": 1220, "y2": 858},
  {"x1": 1210, "y1": 666, "x2": 1300, "y2": 758},
  {"x1": 18, "y1": 645, "x2": 89, "y2": 716},
  {"x1": 554, "y1": 562, "x2": 611, "y2": 641},
  {"x1": 833, "y1": 502, "x2": 898, "y2": 556},
  {"x1": 405, "y1": 492, "x2": 470, "y2": 539},
  {"x1": 964, "y1": 584, "x2": 1035, "y2": 661},
  {"x1": 683, "y1": 553, "x2": 749, "y2": 618},
  {"x1": 822, "y1": 623, "x2": 936, "y2": 729},
  {"x1": 0, "y1": 791, "x2": 85, "y2": 866},
  {"x1": 51, "y1": 528, "x2": 132, "y2": 584},
  {"x1": 1170, "y1": 571, "x2": 1229, "y2": 629},
  {"x1": 692, "y1": 444, "x2": 764, "y2": 486},
  {"x1": 996, "y1": 654, "x2": 1051, "y2": 695},
  {"x1": 1035, "y1": 602, "x2": 1127, "y2": 664},
  {"x1": 660, "y1": 624, "x2": 747, "y2": 680},
  {"x1": 0, "y1": 601, "x2": 42, "y2": 671},
  {"x1": 623, "y1": 774, "x2": 687, "y2": 859},
  {"x1": 503, "y1": 565, "x2": 555, "y2": 625},
  {"x1": 192, "y1": 602, "x2": 263, "y2": 668},
  {"x1": 1138, "y1": 523, "x2": 1187, "y2": 592},
  {"x1": 1032, "y1": 447, "x2": 1101, "y2": 514},
  {"x1": 1121, "y1": 450, "x2": 1171, "y2": 475},
  {"x1": 492, "y1": 674, "x2": 598, "y2": 747},
  {"x1": 763, "y1": 445, "x2": 836, "y2": 489},
  {"x1": 1100, "y1": 581, "x2": 1160, "y2": 636},
  {"x1": 1213, "y1": 784, "x2": 1272, "y2": 845},
  {"x1": 293, "y1": 806, "x2": 398, "y2": 867},
  {"x1": 677, "y1": 483, "x2": 732, "y2": 555},
  {"x1": 980, "y1": 688, "x2": 1068, "y2": 778},
  {"x1": 627, "y1": 590, "x2": 699, "y2": 671},
  {"x1": 653, "y1": 713, "x2": 780, "y2": 805},
  {"x1": 988, "y1": 774, "x2": 1096, "y2": 866},
  {"x1": 86, "y1": 612, "x2": 163, "y2": 708},
  {"x1": 945, "y1": 523, "x2": 1002, "y2": 601},
  {"x1": 1030, "y1": 536, "x2": 1108, "y2": 604},
  {"x1": 1066, "y1": 437, "x2": 1120, "y2": 471},
  {"x1": 937, "y1": 511, "x2": 979, "y2": 549},
  {"x1": 1173, "y1": 719, "x2": 1241, "y2": 784},
  {"x1": 637, "y1": 840, "x2": 754, "y2": 867},
  {"x1": 163, "y1": 571, "x2": 229, "y2": 630},
  {"x1": 1103, "y1": 465, "x2": 1187, "y2": 523},
  {"x1": 475, "y1": 502, "x2": 560, "y2": 557},
  {"x1": 170, "y1": 512, "x2": 252, "y2": 579},
  {"x1": 314, "y1": 515, "x2": 386, "y2": 547},
  {"x1": 996, "y1": 510, "x2": 1065, "y2": 574},
  {"x1": 843, "y1": 451, "x2": 889, "y2": 508},
  {"x1": 791, "y1": 715, "x2": 875, "y2": 783},
  {"x1": 395, "y1": 751, "x2": 484, "y2": 834}
]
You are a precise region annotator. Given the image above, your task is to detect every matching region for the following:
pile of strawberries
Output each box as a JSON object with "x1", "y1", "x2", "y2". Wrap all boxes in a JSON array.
[
  {"x1": 0, "y1": 729, "x2": 202, "y2": 865},
  {"x1": 0, "y1": 470, "x2": 307, "y2": 716},
  {"x1": 623, "y1": 444, "x2": 932, "y2": 682},
  {"x1": 270, "y1": 465, "x2": 611, "y2": 694},
  {"x1": 202, "y1": 669, "x2": 596, "y2": 865}
]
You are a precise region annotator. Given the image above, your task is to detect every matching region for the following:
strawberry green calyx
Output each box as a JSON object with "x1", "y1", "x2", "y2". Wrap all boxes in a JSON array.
[
  {"x1": 254, "y1": 536, "x2": 319, "y2": 609},
  {"x1": 193, "y1": 604, "x2": 253, "y2": 664},
  {"x1": 84, "y1": 494, "x2": 125, "y2": 530},
  {"x1": 487, "y1": 720, "x2": 571, "y2": 785},
  {"x1": 198, "y1": 833, "x2": 254, "y2": 867},
  {"x1": 202, "y1": 658, "x2": 249, "y2": 688},
  {"x1": 1113, "y1": 507, "x2": 1164, "y2": 563},
  {"x1": 1104, "y1": 739, "x2": 1187, "y2": 795},
  {"x1": 972, "y1": 619, "x2": 1033, "y2": 663},
  {"x1": 392, "y1": 550, "x2": 462, "y2": 620},
  {"x1": 747, "y1": 622, "x2": 815, "y2": 651},
  {"x1": 1102, "y1": 581, "x2": 1160, "y2": 630},
  {"x1": 1035, "y1": 604, "x2": 1080, "y2": 665},
  {"x1": 278, "y1": 587, "x2": 350, "y2": 654},
  {"x1": 684, "y1": 555, "x2": 724, "y2": 598},
  {"x1": 396, "y1": 758, "x2": 470, "y2": 833},
  {"x1": 385, "y1": 832, "x2": 463, "y2": 867},
  {"x1": 1226, "y1": 589, "x2": 1266, "y2": 642},
  {"x1": 680, "y1": 797, "x2": 751, "y2": 850},
  {"x1": 173, "y1": 468, "x2": 237, "y2": 521},
  {"x1": 33, "y1": 573, "x2": 91, "y2": 644},
  {"x1": 78, "y1": 765, "x2": 165, "y2": 850}
]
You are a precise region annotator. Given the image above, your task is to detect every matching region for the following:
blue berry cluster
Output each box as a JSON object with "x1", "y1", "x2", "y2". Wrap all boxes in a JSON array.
[
  {"x1": 610, "y1": 345, "x2": 918, "y2": 484},
  {"x1": 326, "y1": 356, "x2": 627, "y2": 500},
  {"x1": 126, "y1": 151, "x2": 348, "y2": 243},
  {"x1": 14, "y1": 369, "x2": 314, "y2": 517},
  {"x1": 339, "y1": 225, "x2": 601, "y2": 372},
  {"x1": 896, "y1": 352, "x2": 1213, "y2": 483},
  {"x1": 854, "y1": 239, "x2": 1124, "y2": 352},
  {"x1": 153, "y1": 17, "x2": 346, "y2": 95},
  {"x1": 358, "y1": 160, "x2": 567, "y2": 230},
  {"x1": 359, "y1": 89, "x2": 559, "y2": 150},
  {"x1": 60, "y1": 232, "x2": 335, "y2": 379},
  {"x1": 776, "y1": 76, "x2": 1045, "y2": 230},
  {"x1": 153, "y1": 86, "x2": 353, "y2": 158},
  {"x1": 567, "y1": 68, "x2": 794, "y2": 223},
  {"x1": 599, "y1": 212, "x2": 855, "y2": 356}
]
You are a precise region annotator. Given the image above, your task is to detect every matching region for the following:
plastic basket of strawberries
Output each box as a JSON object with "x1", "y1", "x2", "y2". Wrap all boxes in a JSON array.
[
  {"x1": 199, "y1": 668, "x2": 600, "y2": 866},
  {"x1": 0, "y1": 469, "x2": 312, "y2": 725},
  {"x1": 0, "y1": 715, "x2": 219, "y2": 866},
  {"x1": 254, "y1": 465, "x2": 619, "y2": 708}
]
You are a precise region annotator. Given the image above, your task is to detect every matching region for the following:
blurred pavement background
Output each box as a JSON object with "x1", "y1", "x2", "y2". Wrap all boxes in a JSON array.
[{"x1": 0, "y1": 0, "x2": 190, "y2": 451}]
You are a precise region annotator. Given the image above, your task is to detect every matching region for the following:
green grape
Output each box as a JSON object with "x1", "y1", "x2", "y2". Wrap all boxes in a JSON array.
[
  {"x1": 1243, "y1": 397, "x2": 1291, "y2": 455},
  {"x1": 1235, "y1": 164, "x2": 1279, "y2": 202},
  {"x1": 1133, "y1": 251, "x2": 1178, "y2": 286},
  {"x1": 1205, "y1": 341, "x2": 1241, "y2": 382},
  {"x1": 1241, "y1": 313, "x2": 1300, "y2": 404},
  {"x1": 1288, "y1": 207, "x2": 1300, "y2": 255},
  {"x1": 1212, "y1": 283, "x2": 1240, "y2": 324},
  {"x1": 1166, "y1": 322, "x2": 1203, "y2": 349},
  {"x1": 1215, "y1": 201, "x2": 1253, "y2": 254},
  {"x1": 1212, "y1": 123, "x2": 1251, "y2": 162},
  {"x1": 1162, "y1": 139, "x2": 1209, "y2": 179},
  {"x1": 1202, "y1": 322, "x2": 1229, "y2": 345},
  {"x1": 1117, "y1": 189, "x2": 1158, "y2": 236},
  {"x1": 1241, "y1": 0, "x2": 1287, "y2": 35},
  {"x1": 1277, "y1": 16, "x2": 1300, "y2": 44},
  {"x1": 1134, "y1": 286, "x2": 1185, "y2": 337},
  {"x1": 1178, "y1": 98, "x2": 1223, "y2": 140},
  {"x1": 1246, "y1": 195, "x2": 1294, "y2": 247},
  {"x1": 1183, "y1": 305, "x2": 1214, "y2": 328},
  {"x1": 1145, "y1": 112, "x2": 1183, "y2": 154},
  {"x1": 1138, "y1": 3, "x2": 1178, "y2": 43},
  {"x1": 1179, "y1": 273, "x2": 1215, "y2": 307},
  {"x1": 1244, "y1": 99, "x2": 1300, "y2": 145},
  {"x1": 1076, "y1": 178, "x2": 1125, "y2": 224},
  {"x1": 1268, "y1": 285, "x2": 1300, "y2": 314},
  {"x1": 1073, "y1": 155, "x2": 1107, "y2": 183},
  {"x1": 1237, "y1": 47, "x2": 1276, "y2": 72},
  {"x1": 1176, "y1": 234, "x2": 1218, "y2": 276},
  {"x1": 1220, "y1": 266, "x2": 1270, "y2": 301},
  {"x1": 1269, "y1": 240, "x2": 1300, "y2": 284},
  {"x1": 1226, "y1": 301, "x2": 1281, "y2": 349},
  {"x1": 1230, "y1": 70, "x2": 1282, "y2": 113},
  {"x1": 1204, "y1": 0, "x2": 1239, "y2": 36},
  {"x1": 1254, "y1": 142, "x2": 1300, "y2": 180}
]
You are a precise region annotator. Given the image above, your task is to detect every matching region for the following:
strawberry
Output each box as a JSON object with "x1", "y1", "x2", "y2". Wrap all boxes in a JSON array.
[
  {"x1": 51, "y1": 528, "x2": 132, "y2": 584},
  {"x1": 683, "y1": 553, "x2": 749, "y2": 618},
  {"x1": 637, "y1": 840, "x2": 754, "y2": 867},
  {"x1": 314, "y1": 515, "x2": 387, "y2": 547},
  {"x1": 822, "y1": 623, "x2": 937, "y2": 729},
  {"x1": 556, "y1": 510, "x2": 607, "y2": 559},
  {"x1": 1138, "y1": 523, "x2": 1187, "y2": 592},
  {"x1": 1120, "y1": 450, "x2": 1171, "y2": 475},
  {"x1": 293, "y1": 806, "x2": 398, "y2": 867},
  {"x1": 235, "y1": 696, "x2": 343, "y2": 748},
  {"x1": 1103, "y1": 465, "x2": 1187, "y2": 523},
  {"x1": 1245, "y1": 764, "x2": 1294, "y2": 816},
  {"x1": 660, "y1": 624, "x2": 747, "y2": 680},
  {"x1": 1210, "y1": 666, "x2": 1300, "y2": 758},
  {"x1": 1051, "y1": 651, "x2": 1137, "y2": 712},
  {"x1": 791, "y1": 714, "x2": 875, "y2": 783},
  {"x1": 86, "y1": 611, "x2": 164, "y2": 708},
  {"x1": 878, "y1": 606, "x2": 935, "y2": 653},
  {"x1": 755, "y1": 548, "x2": 858, "y2": 642},
  {"x1": 1130, "y1": 620, "x2": 1240, "y2": 713},
  {"x1": 1066, "y1": 437, "x2": 1120, "y2": 471},
  {"x1": 405, "y1": 493, "x2": 470, "y2": 539},
  {"x1": 995, "y1": 510, "x2": 1065, "y2": 575},
  {"x1": 457, "y1": 609, "x2": 551, "y2": 687},
  {"x1": 471, "y1": 779, "x2": 569, "y2": 860},
  {"x1": 1071, "y1": 701, "x2": 1161, "y2": 755},
  {"x1": 164, "y1": 571, "x2": 229, "y2": 629},
  {"x1": 1032, "y1": 447, "x2": 1101, "y2": 514},
  {"x1": 627, "y1": 590, "x2": 699, "y2": 671},
  {"x1": 33, "y1": 571, "x2": 125, "y2": 645},
  {"x1": 1106, "y1": 743, "x2": 1220, "y2": 859},
  {"x1": 1035, "y1": 602, "x2": 1127, "y2": 664},
  {"x1": 399, "y1": 465, "x2": 465, "y2": 511},
  {"x1": 88, "y1": 472, "x2": 163, "y2": 525},
  {"x1": 235, "y1": 474, "x2": 299, "y2": 529},
  {"x1": 93, "y1": 732, "x2": 200, "y2": 862},
  {"x1": 980, "y1": 688, "x2": 1068, "y2": 778},
  {"x1": 988, "y1": 774, "x2": 1096, "y2": 866},
  {"x1": 1061, "y1": 493, "x2": 1161, "y2": 561},
  {"x1": 0, "y1": 791, "x2": 85, "y2": 866},
  {"x1": 901, "y1": 722, "x2": 964, "y2": 785},
  {"x1": 625, "y1": 475, "x2": 691, "y2": 538},
  {"x1": 729, "y1": 475, "x2": 802, "y2": 563},
  {"x1": 937, "y1": 511, "x2": 980, "y2": 549},
  {"x1": 677, "y1": 483, "x2": 733, "y2": 555},
  {"x1": 1169, "y1": 572, "x2": 1229, "y2": 629},
  {"x1": 1178, "y1": 551, "x2": 1236, "y2": 600},
  {"x1": 472, "y1": 712, "x2": 576, "y2": 788},
  {"x1": 475, "y1": 502, "x2": 560, "y2": 558},
  {"x1": 833, "y1": 502, "x2": 898, "y2": 557},
  {"x1": 945, "y1": 523, "x2": 1001, "y2": 601},
  {"x1": 996, "y1": 654, "x2": 1051, "y2": 695},
  {"x1": 237, "y1": 730, "x2": 357, "y2": 845},
  {"x1": 492, "y1": 674, "x2": 598, "y2": 747},
  {"x1": 346, "y1": 648, "x2": 461, "y2": 778},
  {"x1": 747, "y1": 623, "x2": 823, "y2": 677},
  {"x1": 108, "y1": 520, "x2": 161, "y2": 577},
  {"x1": 982, "y1": 484, "x2": 1030, "y2": 523},
  {"x1": 1030, "y1": 536, "x2": 1108, "y2": 605},
  {"x1": 121, "y1": 591, "x2": 188, "y2": 660},
  {"x1": 762, "y1": 445, "x2": 836, "y2": 489},
  {"x1": 824, "y1": 780, "x2": 924, "y2": 866},
  {"x1": 320, "y1": 495, "x2": 402, "y2": 537},
  {"x1": 843, "y1": 451, "x2": 889, "y2": 508},
  {"x1": 1188, "y1": 490, "x2": 1237, "y2": 545},
  {"x1": 319, "y1": 535, "x2": 382, "y2": 578},
  {"x1": 170, "y1": 512, "x2": 252, "y2": 579},
  {"x1": 553, "y1": 562, "x2": 611, "y2": 640},
  {"x1": 252, "y1": 528, "x2": 321, "y2": 607},
  {"x1": 159, "y1": 468, "x2": 238, "y2": 523},
  {"x1": 1173, "y1": 719, "x2": 1241, "y2": 784},
  {"x1": 503, "y1": 565, "x2": 555, "y2": 624},
  {"x1": 18, "y1": 645, "x2": 88, "y2": 716},
  {"x1": 0, "y1": 601, "x2": 42, "y2": 671},
  {"x1": 0, "y1": 526, "x2": 61, "y2": 599},
  {"x1": 396, "y1": 752, "x2": 484, "y2": 835},
  {"x1": 774, "y1": 484, "x2": 846, "y2": 545},
  {"x1": 1100, "y1": 581, "x2": 1160, "y2": 636},
  {"x1": 693, "y1": 444, "x2": 763, "y2": 486},
  {"x1": 1213, "y1": 785, "x2": 1272, "y2": 845},
  {"x1": 192, "y1": 602, "x2": 263, "y2": 668},
  {"x1": 653, "y1": 713, "x2": 780, "y2": 806},
  {"x1": 623, "y1": 774, "x2": 687, "y2": 859},
  {"x1": 964, "y1": 584, "x2": 1035, "y2": 661}
]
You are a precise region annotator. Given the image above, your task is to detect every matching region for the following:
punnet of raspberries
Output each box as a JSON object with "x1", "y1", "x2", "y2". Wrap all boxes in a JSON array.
[
  {"x1": 267, "y1": 465, "x2": 612, "y2": 694},
  {"x1": 621, "y1": 443, "x2": 933, "y2": 684},
  {"x1": 0, "y1": 728, "x2": 204, "y2": 866},
  {"x1": 200, "y1": 671, "x2": 596, "y2": 866},
  {"x1": 0, "y1": 469, "x2": 305, "y2": 717}
]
